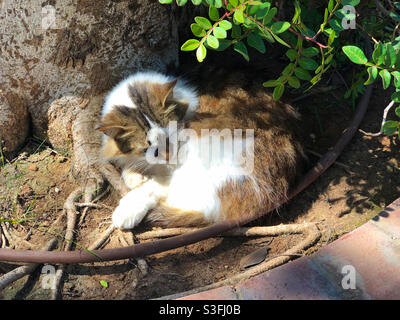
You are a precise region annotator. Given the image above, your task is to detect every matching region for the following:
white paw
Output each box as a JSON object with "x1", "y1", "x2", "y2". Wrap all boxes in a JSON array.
[
  {"x1": 122, "y1": 171, "x2": 147, "y2": 190},
  {"x1": 112, "y1": 181, "x2": 167, "y2": 230},
  {"x1": 112, "y1": 199, "x2": 148, "y2": 230}
]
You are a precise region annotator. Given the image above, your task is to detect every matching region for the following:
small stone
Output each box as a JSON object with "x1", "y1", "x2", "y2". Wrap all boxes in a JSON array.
[{"x1": 54, "y1": 187, "x2": 60, "y2": 194}]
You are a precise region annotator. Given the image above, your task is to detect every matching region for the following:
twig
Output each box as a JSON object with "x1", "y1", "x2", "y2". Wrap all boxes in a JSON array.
[
  {"x1": 88, "y1": 225, "x2": 116, "y2": 251},
  {"x1": 135, "y1": 223, "x2": 318, "y2": 240},
  {"x1": 306, "y1": 149, "x2": 352, "y2": 173},
  {"x1": 359, "y1": 100, "x2": 395, "y2": 137},
  {"x1": 118, "y1": 231, "x2": 149, "y2": 275},
  {"x1": 75, "y1": 202, "x2": 113, "y2": 210},
  {"x1": 0, "y1": 238, "x2": 57, "y2": 291}
]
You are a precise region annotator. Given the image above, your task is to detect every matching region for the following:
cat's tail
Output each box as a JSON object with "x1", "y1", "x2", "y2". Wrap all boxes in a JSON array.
[{"x1": 145, "y1": 204, "x2": 209, "y2": 228}]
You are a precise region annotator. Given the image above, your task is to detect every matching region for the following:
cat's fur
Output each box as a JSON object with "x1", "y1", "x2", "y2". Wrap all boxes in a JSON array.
[{"x1": 96, "y1": 70, "x2": 303, "y2": 230}]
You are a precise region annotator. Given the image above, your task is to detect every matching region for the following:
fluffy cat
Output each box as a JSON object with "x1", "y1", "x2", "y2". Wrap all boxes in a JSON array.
[{"x1": 96, "y1": 70, "x2": 303, "y2": 230}]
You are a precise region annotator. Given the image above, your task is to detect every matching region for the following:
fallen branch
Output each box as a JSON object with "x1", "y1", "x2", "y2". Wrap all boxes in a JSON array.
[{"x1": 0, "y1": 238, "x2": 57, "y2": 291}]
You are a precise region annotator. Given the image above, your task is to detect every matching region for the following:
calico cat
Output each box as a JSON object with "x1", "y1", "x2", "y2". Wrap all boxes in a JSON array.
[{"x1": 96, "y1": 70, "x2": 303, "y2": 230}]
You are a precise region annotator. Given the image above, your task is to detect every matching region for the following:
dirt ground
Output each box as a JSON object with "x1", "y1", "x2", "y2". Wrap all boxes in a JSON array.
[{"x1": 1, "y1": 57, "x2": 400, "y2": 300}]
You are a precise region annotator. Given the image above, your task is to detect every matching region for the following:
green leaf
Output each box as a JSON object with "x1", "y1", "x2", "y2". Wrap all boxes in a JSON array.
[
  {"x1": 301, "y1": 47, "x2": 319, "y2": 57},
  {"x1": 392, "y1": 92, "x2": 400, "y2": 103},
  {"x1": 254, "y1": 2, "x2": 271, "y2": 19},
  {"x1": 286, "y1": 49, "x2": 298, "y2": 61},
  {"x1": 342, "y1": 46, "x2": 368, "y2": 65},
  {"x1": 298, "y1": 57, "x2": 319, "y2": 70},
  {"x1": 191, "y1": 0, "x2": 203, "y2": 5},
  {"x1": 181, "y1": 39, "x2": 200, "y2": 51},
  {"x1": 263, "y1": 79, "x2": 280, "y2": 87},
  {"x1": 247, "y1": 32, "x2": 266, "y2": 53},
  {"x1": 219, "y1": 20, "x2": 232, "y2": 30},
  {"x1": 372, "y1": 43, "x2": 383, "y2": 65},
  {"x1": 327, "y1": 29, "x2": 336, "y2": 46},
  {"x1": 342, "y1": 0, "x2": 360, "y2": 5},
  {"x1": 271, "y1": 21, "x2": 290, "y2": 34},
  {"x1": 392, "y1": 71, "x2": 400, "y2": 87},
  {"x1": 364, "y1": 66, "x2": 378, "y2": 85},
  {"x1": 176, "y1": 0, "x2": 188, "y2": 5},
  {"x1": 100, "y1": 280, "x2": 109, "y2": 288},
  {"x1": 234, "y1": 9, "x2": 245, "y2": 24},
  {"x1": 263, "y1": 7, "x2": 277, "y2": 25},
  {"x1": 273, "y1": 84, "x2": 285, "y2": 100},
  {"x1": 379, "y1": 69, "x2": 391, "y2": 89},
  {"x1": 390, "y1": 11, "x2": 400, "y2": 22},
  {"x1": 328, "y1": 18, "x2": 344, "y2": 32},
  {"x1": 231, "y1": 23, "x2": 242, "y2": 38},
  {"x1": 271, "y1": 32, "x2": 290, "y2": 48},
  {"x1": 196, "y1": 43, "x2": 207, "y2": 62},
  {"x1": 229, "y1": 0, "x2": 238, "y2": 6},
  {"x1": 234, "y1": 41, "x2": 249, "y2": 61},
  {"x1": 195, "y1": 16, "x2": 212, "y2": 30},
  {"x1": 209, "y1": 6, "x2": 220, "y2": 21},
  {"x1": 159, "y1": 0, "x2": 173, "y2": 4},
  {"x1": 386, "y1": 44, "x2": 397, "y2": 67},
  {"x1": 213, "y1": 27, "x2": 227, "y2": 39},
  {"x1": 382, "y1": 120, "x2": 399, "y2": 136},
  {"x1": 288, "y1": 76, "x2": 301, "y2": 89},
  {"x1": 191, "y1": 23, "x2": 206, "y2": 37},
  {"x1": 206, "y1": 35, "x2": 219, "y2": 49},
  {"x1": 396, "y1": 105, "x2": 400, "y2": 117},
  {"x1": 294, "y1": 67, "x2": 312, "y2": 81},
  {"x1": 215, "y1": 39, "x2": 232, "y2": 51}
]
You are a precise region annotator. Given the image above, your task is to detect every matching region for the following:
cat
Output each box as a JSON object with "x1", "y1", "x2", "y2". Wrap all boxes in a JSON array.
[{"x1": 96, "y1": 70, "x2": 303, "y2": 230}]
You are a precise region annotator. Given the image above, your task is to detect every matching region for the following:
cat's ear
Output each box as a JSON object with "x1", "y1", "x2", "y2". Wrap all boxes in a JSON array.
[
  {"x1": 95, "y1": 122, "x2": 124, "y2": 138},
  {"x1": 154, "y1": 79, "x2": 178, "y2": 106}
]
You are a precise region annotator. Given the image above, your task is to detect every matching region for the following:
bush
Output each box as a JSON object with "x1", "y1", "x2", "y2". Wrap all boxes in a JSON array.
[{"x1": 160, "y1": 0, "x2": 400, "y2": 139}]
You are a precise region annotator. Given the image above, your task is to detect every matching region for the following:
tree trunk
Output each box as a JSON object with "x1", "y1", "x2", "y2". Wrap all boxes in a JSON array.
[{"x1": 0, "y1": 0, "x2": 180, "y2": 158}]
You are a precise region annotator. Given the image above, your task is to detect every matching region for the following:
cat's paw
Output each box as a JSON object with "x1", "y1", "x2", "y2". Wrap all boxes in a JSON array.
[
  {"x1": 122, "y1": 171, "x2": 148, "y2": 190},
  {"x1": 112, "y1": 181, "x2": 167, "y2": 229},
  {"x1": 112, "y1": 196, "x2": 149, "y2": 229}
]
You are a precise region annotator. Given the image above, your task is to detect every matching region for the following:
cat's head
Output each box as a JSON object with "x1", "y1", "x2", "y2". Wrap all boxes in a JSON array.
[{"x1": 96, "y1": 79, "x2": 188, "y2": 172}]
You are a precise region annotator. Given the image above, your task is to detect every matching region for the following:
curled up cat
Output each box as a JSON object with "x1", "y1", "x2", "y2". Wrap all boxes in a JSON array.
[{"x1": 96, "y1": 70, "x2": 303, "y2": 230}]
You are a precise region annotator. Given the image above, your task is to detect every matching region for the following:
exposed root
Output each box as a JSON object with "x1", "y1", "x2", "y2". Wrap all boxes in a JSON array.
[
  {"x1": 135, "y1": 223, "x2": 318, "y2": 240},
  {"x1": 0, "y1": 238, "x2": 58, "y2": 291},
  {"x1": 51, "y1": 187, "x2": 83, "y2": 300},
  {"x1": 88, "y1": 224, "x2": 116, "y2": 251},
  {"x1": 118, "y1": 230, "x2": 149, "y2": 275},
  {"x1": 157, "y1": 222, "x2": 321, "y2": 300}
]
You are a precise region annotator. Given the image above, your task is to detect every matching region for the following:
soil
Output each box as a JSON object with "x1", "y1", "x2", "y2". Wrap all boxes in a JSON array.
[{"x1": 1, "y1": 54, "x2": 400, "y2": 300}]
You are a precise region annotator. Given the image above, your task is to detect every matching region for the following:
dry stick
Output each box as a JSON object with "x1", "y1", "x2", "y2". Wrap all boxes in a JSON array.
[
  {"x1": 306, "y1": 149, "x2": 352, "y2": 173},
  {"x1": 0, "y1": 238, "x2": 57, "y2": 291},
  {"x1": 118, "y1": 231, "x2": 149, "y2": 275},
  {"x1": 157, "y1": 223, "x2": 321, "y2": 300},
  {"x1": 88, "y1": 224, "x2": 116, "y2": 251},
  {"x1": 359, "y1": 100, "x2": 395, "y2": 137},
  {"x1": 51, "y1": 187, "x2": 83, "y2": 300},
  {"x1": 135, "y1": 224, "x2": 316, "y2": 240}
]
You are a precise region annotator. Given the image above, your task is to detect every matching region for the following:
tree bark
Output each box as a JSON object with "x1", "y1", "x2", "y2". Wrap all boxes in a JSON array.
[{"x1": 0, "y1": 0, "x2": 180, "y2": 157}]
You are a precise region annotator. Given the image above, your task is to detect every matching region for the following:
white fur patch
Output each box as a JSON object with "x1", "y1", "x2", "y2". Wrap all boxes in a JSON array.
[{"x1": 166, "y1": 135, "x2": 250, "y2": 222}]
